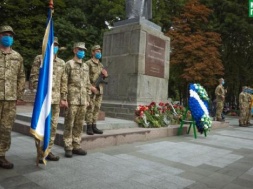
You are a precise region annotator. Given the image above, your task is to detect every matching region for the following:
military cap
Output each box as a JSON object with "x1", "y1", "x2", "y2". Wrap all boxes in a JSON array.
[
  {"x1": 73, "y1": 42, "x2": 87, "y2": 50},
  {"x1": 0, "y1": 25, "x2": 15, "y2": 35},
  {"x1": 91, "y1": 45, "x2": 102, "y2": 51},
  {"x1": 218, "y1": 78, "x2": 224, "y2": 82},
  {"x1": 54, "y1": 37, "x2": 59, "y2": 45}
]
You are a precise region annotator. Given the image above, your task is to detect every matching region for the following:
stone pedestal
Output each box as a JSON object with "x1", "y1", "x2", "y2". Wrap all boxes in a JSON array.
[{"x1": 101, "y1": 18, "x2": 170, "y2": 120}]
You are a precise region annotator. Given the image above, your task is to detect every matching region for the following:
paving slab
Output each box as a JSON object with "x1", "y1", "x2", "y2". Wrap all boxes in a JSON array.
[{"x1": 1, "y1": 106, "x2": 253, "y2": 189}]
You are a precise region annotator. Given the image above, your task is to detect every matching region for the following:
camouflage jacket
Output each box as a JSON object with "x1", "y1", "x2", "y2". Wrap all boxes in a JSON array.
[
  {"x1": 215, "y1": 84, "x2": 225, "y2": 102},
  {"x1": 85, "y1": 59, "x2": 104, "y2": 94},
  {"x1": 30, "y1": 55, "x2": 67, "y2": 104},
  {"x1": 239, "y1": 92, "x2": 249, "y2": 109},
  {"x1": 0, "y1": 49, "x2": 25, "y2": 100},
  {"x1": 65, "y1": 59, "x2": 91, "y2": 105}
]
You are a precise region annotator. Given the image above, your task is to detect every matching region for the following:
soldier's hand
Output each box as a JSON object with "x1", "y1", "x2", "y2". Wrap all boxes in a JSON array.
[
  {"x1": 101, "y1": 69, "x2": 108, "y2": 77},
  {"x1": 60, "y1": 100, "x2": 68, "y2": 108},
  {"x1": 91, "y1": 86, "x2": 99, "y2": 94}
]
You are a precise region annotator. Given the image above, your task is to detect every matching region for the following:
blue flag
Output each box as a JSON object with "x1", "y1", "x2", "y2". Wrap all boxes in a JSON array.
[{"x1": 30, "y1": 9, "x2": 54, "y2": 164}]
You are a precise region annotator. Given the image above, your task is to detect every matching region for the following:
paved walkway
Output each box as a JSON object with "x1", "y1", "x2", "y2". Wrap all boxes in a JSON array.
[{"x1": 1, "y1": 114, "x2": 253, "y2": 189}]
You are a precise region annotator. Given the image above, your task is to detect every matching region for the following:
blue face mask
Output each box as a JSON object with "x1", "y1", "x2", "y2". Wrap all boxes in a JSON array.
[
  {"x1": 54, "y1": 46, "x2": 59, "y2": 54},
  {"x1": 95, "y1": 52, "x2": 102, "y2": 59},
  {"x1": 76, "y1": 50, "x2": 85, "y2": 59},
  {"x1": 222, "y1": 81, "x2": 225, "y2": 85},
  {"x1": 1, "y1": 36, "x2": 13, "y2": 47}
]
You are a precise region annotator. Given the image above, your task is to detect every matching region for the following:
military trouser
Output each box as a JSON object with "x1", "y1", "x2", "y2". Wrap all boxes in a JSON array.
[
  {"x1": 48, "y1": 104, "x2": 60, "y2": 152},
  {"x1": 86, "y1": 94, "x2": 102, "y2": 124},
  {"x1": 246, "y1": 107, "x2": 251, "y2": 124},
  {"x1": 0, "y1": 101, "x2": 16, "y2": 156},
  {"x1": 239, "y1": 106, "x2": 248, "y2": 125},
  {"x1": 215, "y1": 101, "x2": 224, "y2": 120},
  {"x1": 63, "y1": 105, "x2": 86, "y2": 151}
]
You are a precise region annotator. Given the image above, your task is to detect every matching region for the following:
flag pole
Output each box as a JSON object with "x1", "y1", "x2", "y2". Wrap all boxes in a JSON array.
[
  {"x1": 49, "y1": 0, "x2": 54, "y2": 10},
  {"x1": 35, "y1": 0, "x2": 54, "y2": 166}
]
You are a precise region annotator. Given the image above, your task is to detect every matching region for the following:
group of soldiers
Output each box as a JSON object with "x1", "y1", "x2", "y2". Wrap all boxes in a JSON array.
[
  {"x1": 239, "y1": 86, "x2": 253, "y2": 127},
  {"x1": 215, "y1": 78, "x2": 252, "y2": 127},
  {"x1": 0, "y1": 25, "x2": 108, "y2": 169}
]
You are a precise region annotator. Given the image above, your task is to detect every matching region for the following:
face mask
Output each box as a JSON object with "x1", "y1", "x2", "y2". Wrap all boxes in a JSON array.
[
  {"x1": 1, "y1": 36, "x2": 13, "y2": 47},
  {"x1": 54, "y1": 46, "x2": 59, "y2": 54},
  {"x1": 222, "y1": 81, "x2": 225, "y2": 85},
  {"x1": 76, "y1": 50, "x2": 85, "y2": 59},
  {"x1": 95, "y1": 52, "x2": 102, "y2": 59}
]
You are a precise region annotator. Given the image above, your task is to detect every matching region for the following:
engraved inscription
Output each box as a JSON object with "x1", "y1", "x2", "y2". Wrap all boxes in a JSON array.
[{"x1": 145, "y1": 34, "x2": 165, "y2": 78}]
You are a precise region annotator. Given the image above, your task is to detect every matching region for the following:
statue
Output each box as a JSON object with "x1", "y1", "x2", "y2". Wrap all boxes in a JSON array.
[{"x1": 126, "y1": 0, "x2": 152, "y2": 20}]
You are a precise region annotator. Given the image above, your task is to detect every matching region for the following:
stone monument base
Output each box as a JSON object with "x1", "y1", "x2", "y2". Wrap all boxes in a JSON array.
[{"x1": 101, "y1": 19, "x2": 170, "y2": 120}]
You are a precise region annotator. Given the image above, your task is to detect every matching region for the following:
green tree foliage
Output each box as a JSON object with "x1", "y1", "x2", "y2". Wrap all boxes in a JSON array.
[
  {"x1": 166, "y1": 0, "x2": 224, "y2": 101},
  {"x1": 201, "y1": 0, "x2": 253, "y2": 105}
]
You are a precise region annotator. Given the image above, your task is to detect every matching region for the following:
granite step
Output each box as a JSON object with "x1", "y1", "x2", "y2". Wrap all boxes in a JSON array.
[{"x1": 14, "y1": 105, "x2": 230, "y2": 150}]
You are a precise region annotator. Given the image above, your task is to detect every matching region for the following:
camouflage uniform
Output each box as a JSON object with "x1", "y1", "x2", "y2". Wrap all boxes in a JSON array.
[
  {"x1": 30, "y1": 54, "x2": 67, "y2": 152},
  {"x1": 239, "y1": 90, "x2": 249, "y2": 126},
  {"x1": 215, "y1": 83, "x2": 225, "y2": 121},
  {"x1": 0, "y1": 26, "x2": 26, "y2": 158},
  {"x1": 245, "y1": 93, "x2": 252, "y2": 125},
  {"x1": 85, "y1": 59, "x2": 104, "y2": 124},
  {"x1": 63, "y1": 58, "x2": 91, "y2": 151}
]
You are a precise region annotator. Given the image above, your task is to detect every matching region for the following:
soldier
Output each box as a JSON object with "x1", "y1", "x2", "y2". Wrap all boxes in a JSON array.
[
  {"x1": 85, "y1": 45, "x2": 108, "y2": 135},
  {"x1": 215, "y1": 78, "x2": 226, "y2": 121},
  {"x1": 239, "y1": 86, "x2": 249, "y2": 127},
  {"x1": 0, "y1": 25, "x2": 26, "y2": 169},
  {"x1": 30, "y1": 37, "x2": 68, "y2": 162},
  {"x1": 63, "y1": 42, "x2": 91, "y2": 158},
  {"x1": 245, "y1": 88, "x2": 253, "y2": 126}
]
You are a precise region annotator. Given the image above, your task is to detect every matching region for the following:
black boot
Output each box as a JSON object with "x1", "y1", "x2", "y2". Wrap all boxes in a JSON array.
[
  {"x1": 92, "y1": 123, "x2": 103, "y2": 134},
  {"x1": 86, "y1": 124, "x2": 94, "y2": 135}
]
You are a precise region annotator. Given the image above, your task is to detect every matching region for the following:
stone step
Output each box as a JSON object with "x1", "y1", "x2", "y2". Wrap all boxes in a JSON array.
[
  {"x1": 13, "y1": 120, "x2": 189, "y2": 150},
  {"x1": 13, "y1": 115, "x2": 229, "y2": 150},
  {"x1": 15, "y1": 113, "x2": 138, "y2": 131}
]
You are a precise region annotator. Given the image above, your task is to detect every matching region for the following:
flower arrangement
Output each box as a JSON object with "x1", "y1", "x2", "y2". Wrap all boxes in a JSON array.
[
  {"x1": 189, "y1": 83, "x2": 212, "y2": 134},
  {"x1": 135, "y1": 102, "x2": 191, "y2": 128}
]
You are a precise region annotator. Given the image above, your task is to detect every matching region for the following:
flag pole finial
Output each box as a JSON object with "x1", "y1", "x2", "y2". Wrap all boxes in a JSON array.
[{"x1": 49, "y1": 0, "x2": 54, "y2": 10}]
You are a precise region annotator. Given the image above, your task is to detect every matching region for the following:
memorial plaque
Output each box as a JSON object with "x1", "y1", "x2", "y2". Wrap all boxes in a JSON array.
[{"x1": 145, "y1": 34, "x2": 165, "y2": 78}]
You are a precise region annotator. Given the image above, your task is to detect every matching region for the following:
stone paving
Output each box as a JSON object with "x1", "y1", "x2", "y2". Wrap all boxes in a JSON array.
[{"x1": 1, "y1": 115, "x2": 253, "y2": 189}]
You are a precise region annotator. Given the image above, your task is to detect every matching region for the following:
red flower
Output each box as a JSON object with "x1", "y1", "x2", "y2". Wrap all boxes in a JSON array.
[{"x1": 159, "y1": 102, "x2": 165, "y2": 106}]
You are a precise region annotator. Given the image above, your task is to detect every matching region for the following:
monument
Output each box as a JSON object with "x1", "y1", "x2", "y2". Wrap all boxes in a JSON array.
[{"x1": 101, "y1": 0, "x2": 170, "y2": 120}]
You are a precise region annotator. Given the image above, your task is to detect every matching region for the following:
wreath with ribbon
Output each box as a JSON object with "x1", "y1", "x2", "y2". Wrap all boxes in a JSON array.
[{"x1": 189, "y1": 83, "x2": 212, "y2": 134}]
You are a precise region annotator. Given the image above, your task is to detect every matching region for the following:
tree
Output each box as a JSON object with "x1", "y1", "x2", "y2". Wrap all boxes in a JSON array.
[
  {"x1": 201, "y1": 0, "x2": 253, "y2": 106},
  {"x1": 0, "y1": 0, "x2": 65, "y2": 79},
  {"x1": 166, "y1": 0, "x2": 224, "y2": 102}
]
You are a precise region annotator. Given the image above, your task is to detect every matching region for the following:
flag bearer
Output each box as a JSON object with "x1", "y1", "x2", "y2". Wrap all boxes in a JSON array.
[{"x1": 30, "y1": 37, "x2": 67, "y2": 162}]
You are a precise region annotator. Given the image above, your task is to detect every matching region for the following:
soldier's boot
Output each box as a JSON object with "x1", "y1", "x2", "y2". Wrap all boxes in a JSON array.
[
  {"x1": 46, "y1": 152, "x2": 60, "y2": 161},
  {"x1": 0, "y1": 156, "x2": 14, "y2": 169},
  {"x1": 86, "y1": 124, "x2": 94, "y2": 135},
  {"x1": 72, "y1": 148, "x2": 87, "y2": 156},
  {"x1": 92, "y1": 123, "x2": 103, "y2": 134},
  {"x1": 65, "y1": 150, "x2": 73, "y2": 158}
]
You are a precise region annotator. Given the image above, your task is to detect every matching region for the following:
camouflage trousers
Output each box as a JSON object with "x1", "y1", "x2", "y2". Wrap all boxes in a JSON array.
[
  {"x1": 239, "y1": 106, "x2": 248, "y2": 125},
  {"x1": 48, "y1": 104, "x2": 60, "y2": 152},
  {"x1": 0, "y1": 101, "x2": 16, "y2": 156},
  {"x1": 215, "y1": 101, "x2": 224, "y2": 120},
  {"x1": 86, "y1": 94, "x2": 102, "y2": 124},
  {"x1": 63, "y1": 105, "x2": 86, "y2": 151},
  {"x1": 246, "y1": 108, "x2": 251, "y2": 124}
]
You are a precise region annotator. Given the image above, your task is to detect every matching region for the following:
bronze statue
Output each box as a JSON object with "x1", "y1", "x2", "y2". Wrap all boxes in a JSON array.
[{"x1": 126, "y1": 0, "x2": 152, "y2": 20}]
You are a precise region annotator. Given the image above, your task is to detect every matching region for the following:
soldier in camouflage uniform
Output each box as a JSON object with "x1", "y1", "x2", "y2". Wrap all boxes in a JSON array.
[
  {"x1": 239, "y1": 86, "x2": 249, "y2": 127},
  {"x1": 0, "y1": 25, "x2": 25, "y2": 169},
  {"x1": 85, "y1": 45, "x2": 108, "y2": 135},
  {"x1": 63, "y1": 42, "x2": 91, "y2": 158},
  {"x1": 245, "y1": 90, "x2": 252, "y2": 126},
  {"x1": 30, "y1": 37, "x2": 67, "y2": 162},
  {"x1": 215, "y1": 78, "x2": 226, "y2": 121}
]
